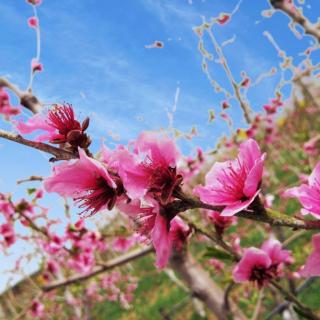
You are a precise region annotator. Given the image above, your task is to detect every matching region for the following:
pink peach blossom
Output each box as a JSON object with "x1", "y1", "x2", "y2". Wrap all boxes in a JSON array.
[
  {"x1": 233, "y1": 247, "x2": 272, "y2": 287},
  {"x1": 0, "y1": 223, "x2": 16, "y2": 247},
  {"x1": 303, "y1": 136, "x2": 320, "y2": 156},
  {"x1": 30, "y1": 300, "x2": 44, "y2": 318},
  {"x1": 44, "y1": 148, "x2": 120, "y2": 216},
  {"x1": 233, "y1": 237, "x2": 291, "y2": 287},
  {"x1": 126, "y1": 199, "x2": 189, "y2": 269},
  {"x1": 208, "y1": 258, "x2": 224, "y2": 273},
  {"x1": 194, "y1": 139, "x2": 265, "y2": 216},
  {"x1": 284, "y1": 161, "x2": 320, "y2": 218},
  {"x1": 16, "y1": 104, "x2": 90, "y2": 149},
  {"x1": 117, "y1": 132, "x2": 182, "y2": 205},
  {"x1": 113, "y1": 236, "x2": 135, "y2": 252}
]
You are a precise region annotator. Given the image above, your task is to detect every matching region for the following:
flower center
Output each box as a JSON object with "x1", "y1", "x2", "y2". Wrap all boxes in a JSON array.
[
  {"x1": 48, "y1": 104, "x2": 81, "y2": 135},
  {"x1": 215, "y1": 158, "x2": 250, "y2": 202},
  {"x1": 250, "y1": 265, "x2": 277, "y2": 287},
  {"x1": 144, "y1": 161, "x2": 183, "y2": 205},
  {"x1": 75, "y1": 177, "x2": 118, "y2": 216}
]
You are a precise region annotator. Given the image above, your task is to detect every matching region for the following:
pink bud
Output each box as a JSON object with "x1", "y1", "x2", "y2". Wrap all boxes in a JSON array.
[
  {"x1": 28, "y1": 16, "x2": 38, "y2": 28},
  {"x1": 217, "y1": 13, "x2": 230, "y2": 25},
  {"x1": 31, "y1": 59, "x2": 43, "y2": 72},
  {"x1": 26, "y1": 0, "x2": 42, "y2": 6}
]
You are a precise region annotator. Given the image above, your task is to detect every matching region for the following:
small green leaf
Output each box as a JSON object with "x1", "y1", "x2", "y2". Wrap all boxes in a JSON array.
[
  {"x1": 204, "y1": 246, "x2": 233, "y2": 261},
  {"x1": 27, "y1": 188, "x2": 36, "y2": 195}
]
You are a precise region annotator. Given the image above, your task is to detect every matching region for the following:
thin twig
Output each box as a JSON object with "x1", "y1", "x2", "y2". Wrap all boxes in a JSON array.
[
  {"x1": 0, "y1": 129, "x2": 77, "y2": 161},
  {"x1": 0, "y1": 77, "x2": 42, "y2": 114},
  {"x1": 172, "y1": 191, "x2": 320, "y2": 231},
  {"x1": 270, "y1": 0, "x2": 320, "y2": 43},
  {"x1": 42, "y1": 246, "x2": 154, "y2": 292},
  {"x1": 251, "y1": 288, "x2": 264, "y2": 320},
  {"x1": 17, "y1": 176, "x2": 43, "y2": 184},
  {"x1": 271, "y1": 280, "x2": 320, "y2": 320},
  {"x1": 206, "y1": 27, "x2": 252, "y2": 123}
]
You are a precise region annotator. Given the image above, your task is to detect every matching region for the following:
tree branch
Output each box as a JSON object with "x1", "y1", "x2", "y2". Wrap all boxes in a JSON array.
[
  {"x1": 172, "y1": 191, "x2": 320, "y2": 231},
  {"x1": 270, "y1": 280, "x2": 320, "y2": 320},
  {"x1": 0, "y1": 78, "x2": 42, "y2": 114},
  {"x1": 0, "y1": 129, "x2": 77, "y2": 161},
  {"x1": 270, "y1": 0, "x2": 320, "y2": 43},
  {"x1": 42, "y1": 246, "x2": 154, "y2": 292}
]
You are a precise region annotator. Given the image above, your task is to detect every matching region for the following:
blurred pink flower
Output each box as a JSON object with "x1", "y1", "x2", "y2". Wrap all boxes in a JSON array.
[
  {"x1": 0, "y1": 223, "x2": 15, "y2": 247},
  {"x1": 113, "y1": 236, "x2": 135, "y2": 252},
  {"x1": 30, "y1": 300, "x2": 44, "y2": 318},
  {"x1": 233, "y1": 237, "x2": 291, "y2": 287},
  {"x1": 194, "y1": 139, "x2": 265, "y2": 216},
  {"x1": 0, "y1": 88, "x2": 20, "y2": 120},
  {"x1": 304, "y1": 136, "x2": 320, "y2": 156}
]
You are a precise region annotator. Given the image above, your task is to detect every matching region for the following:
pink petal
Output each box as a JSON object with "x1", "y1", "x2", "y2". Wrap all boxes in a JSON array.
[
  {"x1": 16, "y1": 113, "x2": 54, "y2": 134},
  {"x1": 220, "y1": 190, "x2": 259, "y2": 217},
  {"x1": 261, "y1": 237, "x2": 292, "y2": 265},
  {"x1": 238, "y1": 139, "x2": 262, "y2": 171},
  {"x1": 308, "y1": 161, "x2": 320, "y2": 187},
  {"x1": 301, "y1": 234, "x2": 320, "y2": 277},
  {"x1": 44, "y1": 148, "x2": 115, "y2": 197},
  {"x1": 136, "y1": 131, "x2": 180, "y2": 167},
  {"x1": 233, "y1": 247, "x2": 271, "y2": 282},
  {"x1": 243, "y1": 155, "x2": 265, "y2": 197},
  {"x1": 152, "y1": 213, "x2": 171, "y2": 269}
]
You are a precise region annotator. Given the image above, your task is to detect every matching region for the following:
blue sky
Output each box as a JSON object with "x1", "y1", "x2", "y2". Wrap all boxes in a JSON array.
[{"x1": 0, "y1": 0, "x2": 319, "y2": 291}]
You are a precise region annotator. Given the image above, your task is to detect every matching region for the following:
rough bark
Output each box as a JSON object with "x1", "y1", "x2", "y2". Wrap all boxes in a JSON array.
[{"x1": 170, "y1": 249, "x2": 246, "y2": 320}]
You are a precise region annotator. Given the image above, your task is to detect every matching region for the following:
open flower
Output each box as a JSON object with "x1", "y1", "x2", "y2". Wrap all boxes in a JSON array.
[
  {"x1": 122, "y1": 198, "x2": 189, "y2": 269},
  {"x1": 30, "y1": 300, "x2": 44, "y2": 318},
  {"x1": 115, "y1": 132, "x2": 183, "y2": 205},
  {"x1": 233, "y1": 237, "x2": 291, "y2": 287},
  {"x1": 152, "y1": 214, "x2": 190, "y2": 268},
  {"x1": 284, "y1": 162, "x2": 320, "y2": 218},
  {"x1": 44, "y1": 148, "x2": 122, "y2": 216},
  {"x1": 16, "y1": 103, "x2": 91, "y2": 150},
  {"x1": 194, "y1": 139, "x2": 265, "y2": 216},
  {"x1": 300, "y1": 234, "x2": 320, "y2": 277},
  {"x1": 0, "y1": 223, "x2": 16, "y2": 247}
]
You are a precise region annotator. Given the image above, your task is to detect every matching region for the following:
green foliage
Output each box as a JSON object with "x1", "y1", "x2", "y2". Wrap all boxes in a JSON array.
[{"x1": 204, "y1": 246, "x2": 233, "y2": 261}]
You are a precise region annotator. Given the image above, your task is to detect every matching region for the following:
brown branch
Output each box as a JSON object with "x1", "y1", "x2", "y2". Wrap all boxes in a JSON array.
[
  {"x1": 17, "y1": 175, "x2": 43, "y2": 184},
  {"x1": 0, "y1": 78, "x2": 42, "y2": 114},
  {"x1": 171, "y1": 191, "x2": 320, "y2": 231},
  {"x1": 0, "y1": 129, "x2": 77, "y2": 161},
  {"x1": 271, "y1": 280, "x2": 320, "y2": 320},
  {"x1": 170, "y1": 249, "x2": 247, "y2": 320},
  {"x1": 180, "y1": 213, "x2": 240, "y2": 261},
  {"x1": 42, "y1": 246, "x2": 154, "y2": 292},
  {"x1": 270, "y1": 0, "x2": 320, "y2": 43},
  {"x1": 206, "y1": 27, "x2": 252, "y2": 124},
  {"x1": 266, "y1": 278, "x2": 317, "y2": 319}
]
